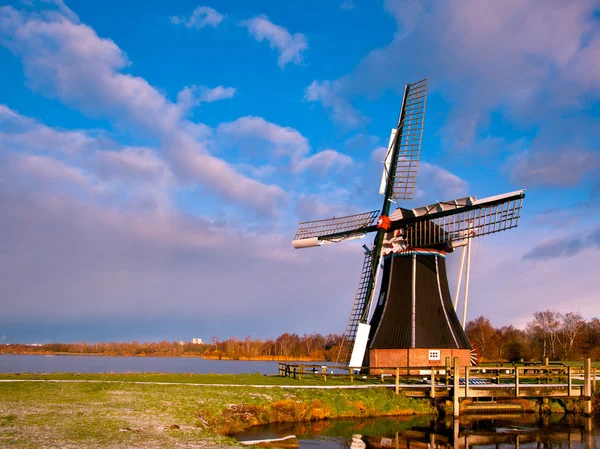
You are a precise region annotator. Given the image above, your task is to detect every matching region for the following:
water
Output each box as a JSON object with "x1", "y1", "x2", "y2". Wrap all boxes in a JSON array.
[
  {"x1": 235, "y1": 415, "x2": 600, "y2": 449},
  {"x1": 0, "y1": 354, "x2": 287, "y2": 374}
]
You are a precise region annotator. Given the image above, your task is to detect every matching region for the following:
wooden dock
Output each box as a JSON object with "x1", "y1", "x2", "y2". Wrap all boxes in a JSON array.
[{"x1": 279, "y1": 358, "x2": 596, "y2": 416}]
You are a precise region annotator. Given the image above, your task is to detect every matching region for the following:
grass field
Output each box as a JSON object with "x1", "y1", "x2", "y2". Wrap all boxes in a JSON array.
[{"x1": 0, "y1": 373, "x2": 434, "y2": 448}]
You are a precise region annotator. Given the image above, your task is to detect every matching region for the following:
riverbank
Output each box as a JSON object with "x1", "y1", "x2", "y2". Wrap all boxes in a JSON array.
[
  {"x1": 0, "y1": 351, "x2": 322, "y2": 362},
  {"x1": 0, "y1": 373, "x2": 434, "y2": 448}
]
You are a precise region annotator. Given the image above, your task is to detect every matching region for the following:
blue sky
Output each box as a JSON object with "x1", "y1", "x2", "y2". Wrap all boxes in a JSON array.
[{"x1": 1, "y1": 0, "x2": 599, "y2": 343}]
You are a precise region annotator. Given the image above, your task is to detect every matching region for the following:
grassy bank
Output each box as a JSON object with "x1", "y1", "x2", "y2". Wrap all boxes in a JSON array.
[{"x1": 0, "y1": 373, "x2": 434, "y2": 448}]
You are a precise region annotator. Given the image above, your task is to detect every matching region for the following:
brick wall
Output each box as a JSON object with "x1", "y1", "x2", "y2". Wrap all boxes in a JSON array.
[{"x1": 369, "y1": 348, "x2": 471, "y2": 374}]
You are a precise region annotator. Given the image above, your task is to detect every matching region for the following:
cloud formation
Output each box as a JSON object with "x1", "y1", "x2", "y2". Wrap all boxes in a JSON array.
[
  {"x1": 509, "y1": 148, "x2": 599, "y2": 187},
  {"x1": 293, "y1": 149, "x2": 353, "y2": 174},
  {"x1": 242, "y1": 15, "x2": 308, "y2": 68},
  {"x1": 305, "y1": 0, "x2": 600, "y2": 152},
  {"x1": 0, "y1": 5, "x2": 285, "y2": 215},
  {"x1": 170, "y1": 6, "x2": 224, "y2": 29},
  {"x1": 523, "y1": 226, "x2": 600, "y2": 261},
  {"x1": 217, "y1": 115, "x2": 310, "y2": 160},
  {"x1": 176, "y1": 85, "x2": 236, "y2": 115},
  {"x1": 305, "y1": 80, "x2": 368, "y2": 128}
]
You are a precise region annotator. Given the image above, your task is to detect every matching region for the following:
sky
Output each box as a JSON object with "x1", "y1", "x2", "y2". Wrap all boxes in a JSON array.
[{"x1": 1, "y1": 0, "x2": 599, "y2": 344}]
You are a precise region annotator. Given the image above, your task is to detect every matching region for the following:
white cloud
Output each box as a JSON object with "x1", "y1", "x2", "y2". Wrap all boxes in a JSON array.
[
  {"x1": 95, "y1": 147, "x2": 172, "y2": 183},
  {"x1": 217, "y1": 115, "x2": 310, "y2": 160},
  {"x1": 508, "y1": 148, "x2": 600, "y2": 187},
  {"x1": 305, "y1": 80, "x2": 368, "y2": 128},
  {"x1": 293, "y1": 149, "x2": 353, "y2": 174},
  {"x1": 0, "y1": 5, "x2": 285, "y2": 215},
  {"x1": 12, "y1": 153, "x2": 96, "y2": 191},
  {"x1": 295, "y1": 192, "x2": 361, "y2": 222},
  {"x1": 307, "y1": 0, "x2": 600, "y2": 143},
  {"x1": 241, "y1": 15, "x2": 308, "y2": 68},
  {"x1": 0, "y1": 105, "x2": 97, "y2": 156},
  {"x1": 176, "y1": 85, "x2": 236, "y2": 114},
  {"x1": 414, "y1": 162, "x2": 469, "y2": 201},
  {"x1": 170, "y1": 6, "x2": 223, "y2": 29}
]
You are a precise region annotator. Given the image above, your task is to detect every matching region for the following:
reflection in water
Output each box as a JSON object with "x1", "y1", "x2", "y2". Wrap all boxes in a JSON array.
[{"x1": 236, "y1": 415, "x2": 600, "y2": 449}]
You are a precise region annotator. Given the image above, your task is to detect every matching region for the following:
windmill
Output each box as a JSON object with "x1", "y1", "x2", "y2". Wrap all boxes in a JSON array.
[{"x1": 292, "y1": 78, "x2": 525, "y2": 370}]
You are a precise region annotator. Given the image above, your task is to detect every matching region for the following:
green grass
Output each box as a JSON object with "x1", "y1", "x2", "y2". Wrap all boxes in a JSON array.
[{"x1": 0, "y1": 373, "x2": 434, "y2": 448}]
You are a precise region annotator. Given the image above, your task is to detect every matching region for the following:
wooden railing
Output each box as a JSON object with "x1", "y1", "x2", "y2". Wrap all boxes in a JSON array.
[{"x1": 278, "y1": 358, "x2": 597, "y2": 416}]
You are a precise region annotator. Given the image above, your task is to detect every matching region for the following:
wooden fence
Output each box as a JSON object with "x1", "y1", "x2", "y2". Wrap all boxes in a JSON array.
[{"x1": 278, "y1": 358, "x2": 597, "y2": 416}]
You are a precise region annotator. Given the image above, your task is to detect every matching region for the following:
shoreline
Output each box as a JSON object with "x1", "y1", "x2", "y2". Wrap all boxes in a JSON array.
[{"x1": 0, "y1": 351, "x2": 326, "y2": 362}]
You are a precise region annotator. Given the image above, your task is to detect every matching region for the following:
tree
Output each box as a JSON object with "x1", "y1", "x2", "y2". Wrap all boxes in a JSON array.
[
  {"x1": 527, "y1": 310, "x2": 562, "y2": 359},
  {"x1": 466, "y1": 316, "x2": 499, "y2": 361},
  {"x1": 557, "y1": 312, "x2": 585, "y2": 360},
  {"x1": 496, "y1": 325, "x2": 530, "y2": 362}
]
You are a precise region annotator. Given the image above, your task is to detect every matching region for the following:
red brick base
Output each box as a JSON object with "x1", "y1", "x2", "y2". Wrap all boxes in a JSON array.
[{"x1": 369, "y1": 348, "x2": 471, "y2": 375}]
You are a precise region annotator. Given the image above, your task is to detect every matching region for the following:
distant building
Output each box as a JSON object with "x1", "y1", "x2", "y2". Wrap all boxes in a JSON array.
[{"x1": 192, "y1": 338, "x2": 203, "y2": 345}]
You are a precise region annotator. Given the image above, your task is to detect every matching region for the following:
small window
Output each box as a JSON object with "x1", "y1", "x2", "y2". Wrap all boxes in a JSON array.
[{"x1": 428, "y1": 350, "x2": 440, "y2": 361}]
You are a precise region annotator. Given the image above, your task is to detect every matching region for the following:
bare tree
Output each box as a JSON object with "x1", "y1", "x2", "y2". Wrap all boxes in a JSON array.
[
  {"x1": 558, "y1": 312, "x2": 585, "y2": 360},
  {"x1": 527, "y1": 310, "x2": 562, "y2": 359}
]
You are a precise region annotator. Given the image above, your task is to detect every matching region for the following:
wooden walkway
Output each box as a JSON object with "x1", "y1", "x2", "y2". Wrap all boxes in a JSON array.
[{"x1": 279, "y1": 358, "x2": 597, "y2": 416}]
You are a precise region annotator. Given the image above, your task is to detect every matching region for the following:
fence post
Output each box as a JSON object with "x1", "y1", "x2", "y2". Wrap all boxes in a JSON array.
[
  {"x1": 430, "y1": 368, "x2": 435, "y2": 399},
  {"x1": 593, "y1": 367, "x2": 597, "y2": 394},
  {"x1": 515, "y1": 367, "x2": 520, "y2": 397},
  {"x1": 584, "y1": 358, "x2": 592, "y2": 415},
  {"x1": 568, "y1": 366, "x2": 572, "y2": 397},
  {"x1": 465, "y1": 366, "x2": 469, "y2": 398},
  {"x1": 396, "y1": 367, "x2": 400, "y2": 395},
  {"x1": 453, "y1": 357, "x2": 460, "y2": 417},
  {"x1": 322, "y1": 366, "x2": 327, "y2": 382}
]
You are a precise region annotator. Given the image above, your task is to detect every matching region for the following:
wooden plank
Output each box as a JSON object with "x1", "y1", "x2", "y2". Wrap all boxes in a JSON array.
[
  {"x1": 240, "y1": 435, "x2": 298, "y2": 447},
  {"x1": 453, "y1": 357, "x2": 459, "y2": 417}
]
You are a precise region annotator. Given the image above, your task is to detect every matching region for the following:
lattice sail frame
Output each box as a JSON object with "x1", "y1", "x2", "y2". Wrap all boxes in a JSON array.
[
  {"x1": 393, "y1": 192, "x2": 525, "y2": 249},
  {"x1": 387, "y1": 78, "x2": 428, "y2": 201},
  {"x1": 336, "y1": 247, "x2": 375, "y2": 365},
  {"x1": 293, "y1": 210, "x2": 379, "y2": 241}
]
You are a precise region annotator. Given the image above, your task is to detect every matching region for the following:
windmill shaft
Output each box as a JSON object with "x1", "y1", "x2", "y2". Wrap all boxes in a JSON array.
[
  {"x1": 462, "y1": 237, "x2": 473, "y2": 328},
  {"x1": 454, "y1": 245, "x2": 467, "y2": 309}
]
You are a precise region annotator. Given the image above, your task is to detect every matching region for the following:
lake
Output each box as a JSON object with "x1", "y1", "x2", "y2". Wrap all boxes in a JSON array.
[
  {"x1": 236, "y1": 414, "x2": 600, "y2": 449},
  {"x1": 0, "y1": 354, "x2": 301, "y2": 374}
]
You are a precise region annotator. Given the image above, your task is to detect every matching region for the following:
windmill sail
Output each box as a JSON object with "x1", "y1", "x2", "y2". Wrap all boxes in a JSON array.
[
  {"x1": 386, "y1": 190, "x2": 525, "y2": 250},
  {"x1": 336, "y1": 247, "x2": 376, "y2": 366},
  {"x1": 292, "y1": 210, "x2": 379, "y2": 248},
  {"x1": 381, "y1": 78, "x2": 428, "y2": 201}
]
